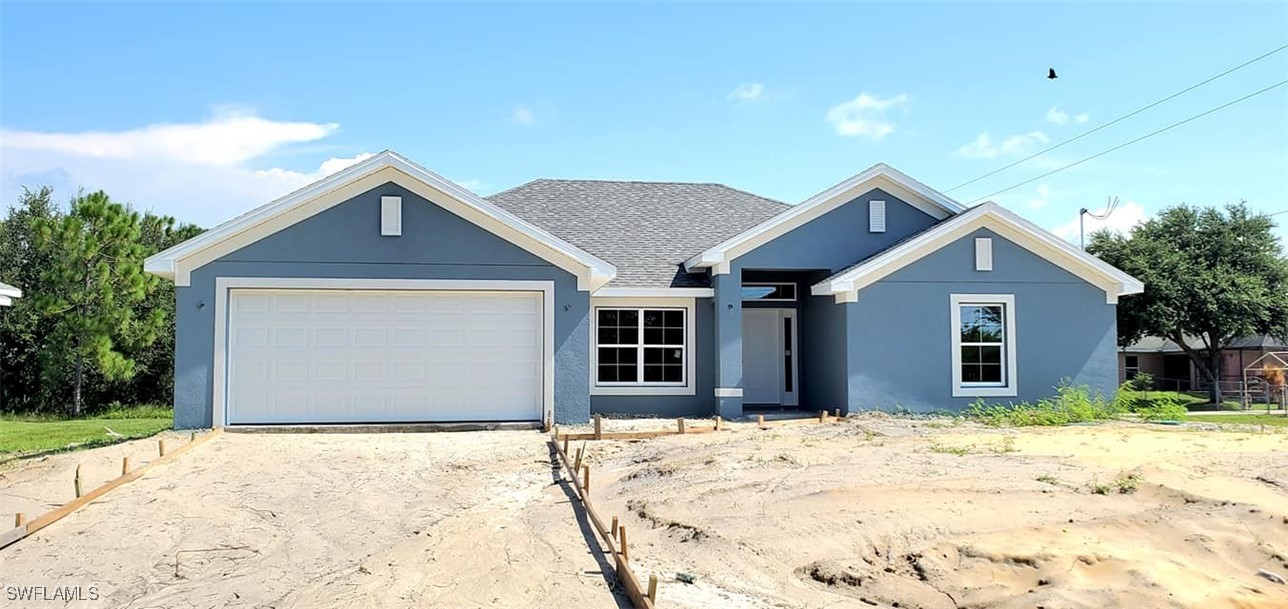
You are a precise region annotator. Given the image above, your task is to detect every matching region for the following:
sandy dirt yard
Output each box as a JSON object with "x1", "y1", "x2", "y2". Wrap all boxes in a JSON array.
[
  {"x1": 1, "y1": 431, "x2": 623, "y2": 609},
  {"x1": 568, "y1": 416, "x2": 1288, "y2": 609},
  {"x1": 1, "y1": 417, "x2": 1286, "y2": 609}
]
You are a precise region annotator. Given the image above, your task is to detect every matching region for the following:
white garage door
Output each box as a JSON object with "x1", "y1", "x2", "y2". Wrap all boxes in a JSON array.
[{"x1": 226, "y1": 289, "x2": 544, "y2": 424}]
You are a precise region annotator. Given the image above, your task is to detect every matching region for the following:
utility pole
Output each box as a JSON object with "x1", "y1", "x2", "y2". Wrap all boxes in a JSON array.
[{"x1": 1080, "y1": 196, "x2": 1120, "y2": 250}]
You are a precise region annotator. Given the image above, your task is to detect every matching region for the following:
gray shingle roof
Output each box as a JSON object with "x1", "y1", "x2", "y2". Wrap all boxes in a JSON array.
[
  {"x1": 1120, "y1": 335, "x2": 1287, "y2": 353},
  {"x1": 487, "y1": 179, "x2": 788, "y2": 288}
]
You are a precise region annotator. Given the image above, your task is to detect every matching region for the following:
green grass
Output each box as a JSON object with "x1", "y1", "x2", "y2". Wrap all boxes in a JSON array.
[
  {"x1": 1185, "y1": 414, "x2": 1288, "y2": 428},
  {"x1": 0, "y1": 405, "x2": 173, "y2": 455},
  {"x1": 1120, "y1": 391, "x2": 1242, "y2": 411}
]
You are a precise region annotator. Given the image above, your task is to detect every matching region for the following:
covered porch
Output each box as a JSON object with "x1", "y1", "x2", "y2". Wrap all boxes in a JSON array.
[{"x1": 713, "y1": 268, "x2": 847, "y2": 419}]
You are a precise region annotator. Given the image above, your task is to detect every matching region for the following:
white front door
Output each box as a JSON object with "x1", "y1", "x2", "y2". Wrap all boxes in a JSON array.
[
  {"x1": 741, "y1": 309, "x2": 798, "y2": 405},
  {"x1": 226, "y1": 289, "x2": 544, "y2": 424}
]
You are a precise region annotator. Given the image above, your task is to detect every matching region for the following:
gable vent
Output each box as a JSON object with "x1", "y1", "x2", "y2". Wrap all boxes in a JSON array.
[
  {"x1": 975, "y1": 237, "x2": 993, "y2": 271},
  {"x1": 869, "y1": 200, "x2": 886, "y2": 233},
  {"x1": 381, "y1": 196, "x2": 402, "y2": 236}
]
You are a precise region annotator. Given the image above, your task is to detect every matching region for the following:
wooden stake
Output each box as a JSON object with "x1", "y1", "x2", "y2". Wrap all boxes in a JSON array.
[
  {"x1": 575, "y1": 447, "x2": 584, "y2": 472},
  {"x1": 611, "y1": 515, "x2": 619, "y2": 537},
  {"x1": 594, "y1": 414, "x2": 603, "y2": 440},
  {"x1": 563, "y1": 435, "x2": 569, "y2": 455},
  {"x1": 757, "y1": 414, "x2": 765, "y2": 427},
  {"x1": 819, "y1": 410, "x2": 827, "y2": 423},
  {"x1": 648, "y1": 573, "x2": 659, "y2": 603},
  {"x1": 715, "y1": 415, "x2": 722, "y2": 431},
  {"x1": 677, "y1": 417, "x2": 687, "y2": 434},
  {"x1": 619, "y1": 525, "x2": 629, "y2": 563},
  {"x1": 582, "y1": 465, "x2": 591, "y2": 493},
  {"x1": 121, "y1": 456, "x2": 131, "y2": 476},
  {"x1": 74, "y1": 465, "x2": 82, "y2": 498},
  {"x1": 158, "y1": 438, "x2": 167, "y2": 457},
  {"x1": 14, "y1": 513, "x2": 25, "y2": 528},
  {"x1": 834, "y1": 408, "x2": 841, "y2": 419}
]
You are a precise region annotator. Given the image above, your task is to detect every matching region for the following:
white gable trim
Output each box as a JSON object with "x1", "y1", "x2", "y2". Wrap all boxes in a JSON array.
[
  {"x1": 144, "y1": 151, "x2": 616, "y2": 291},
  {"x1": 810, "y1": 202, "x2": 1145, "y2": 305},
  {"x1": 684, "y1": 163, "x2": 966, "y2": 273}
]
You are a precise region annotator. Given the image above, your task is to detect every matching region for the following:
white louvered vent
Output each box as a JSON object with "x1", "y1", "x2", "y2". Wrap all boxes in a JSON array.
[
  {"x1": 869, "y1": 200, "x2": 886, "y2": 233},
  {"x1": 975, "y1": 237, "x2": 993, "y2": 271},
  {"x1": 381, "y1": 196, "x2": 402, "y2": 236}
]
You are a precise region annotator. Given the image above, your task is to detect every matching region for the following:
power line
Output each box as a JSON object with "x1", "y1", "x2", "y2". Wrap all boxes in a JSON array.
[
  {"x1": 946, "y1": 43, "x2": 1288, "y2": 194},
  {"x1": 969, "y1": 79, "x2": 1288, "y2": 203}
]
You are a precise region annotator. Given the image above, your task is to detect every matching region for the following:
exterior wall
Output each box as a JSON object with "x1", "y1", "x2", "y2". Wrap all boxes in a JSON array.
[
  {"x1": 1118, "y1": 352, "x2": 1166, "y2": 385},
  {"x1": 173, "y1": 181, "x2": 590, "y2": 428},
  {"x1": 844, "y1": 228, "x2": 1118, "y2": 412},
  {"x1": 590, "y1": 298, "x2": 716, "y2": 417},
  {"x1": 803, "y1": 292, "x2": 848, "y2": 411}
]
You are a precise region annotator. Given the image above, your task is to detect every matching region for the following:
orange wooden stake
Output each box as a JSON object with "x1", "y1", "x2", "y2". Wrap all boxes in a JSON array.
[
  {"x1": 122, "y1": 457, "x2": 131, "y2": 476},
  {"x1": 14, "y1": 513, "x2": 25, "y2": 528}
]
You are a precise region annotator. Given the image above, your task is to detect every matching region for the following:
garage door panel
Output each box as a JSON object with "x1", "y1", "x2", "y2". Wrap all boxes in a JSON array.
[{"x1": 227, "y1": 289, "x2": 544, "y2": 424}]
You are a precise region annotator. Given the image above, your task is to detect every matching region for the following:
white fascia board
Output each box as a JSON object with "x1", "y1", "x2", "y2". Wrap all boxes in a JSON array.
[
  {"x1": 684, "y1": 163, "x2": 966, "y2": 273},
  {"x1": 145, "y1": 151, "x2": 616, "y2": 291},
  {"x1": 812, "y1": 202, "x2": 1145, "y2": 304},
  {"x1": 593, "y1": 287, "x2": 714, "y2": 298}
]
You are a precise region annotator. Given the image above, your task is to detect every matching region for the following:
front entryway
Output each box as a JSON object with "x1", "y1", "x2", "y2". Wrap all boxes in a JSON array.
[{"x1": 741, "y1": 308, "x2": 798, "y2": 406}]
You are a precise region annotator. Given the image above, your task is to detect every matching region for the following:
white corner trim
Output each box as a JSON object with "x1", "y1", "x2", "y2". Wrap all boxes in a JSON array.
[
  {"x1": 210, "y1": 277, "x2": 556, "y2": 428},
  {"x1": 684, "y1": 163, "x2": 965, "y2": 272},
  {"x1": 145, "y1": 151, "x2": 615, "y2": 291},
  {"x1": 0, "y1": 282, "x2": 21, "y2": 299},
  {"x1": 811, "y1": 202, "x2": 1145, "y2": 304},
  {"x1": 714, "y1": 387, "x2": 743, "y2": 398},
  {"x1": 0, "y1": 296, "x2": 12, "y2": 307},
  {"x1": 593, "y1": 287, "x2": 714, "y2": 298},
  {"x1": 950, "y1": 293, "x2": 1018, "y2": 398},
  {"x1": 589, "y1": 296, "x2": 697, "y2": 396}
]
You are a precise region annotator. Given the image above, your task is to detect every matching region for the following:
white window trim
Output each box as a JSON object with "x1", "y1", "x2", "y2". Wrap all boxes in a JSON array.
[
  {"x1": 742, "y1": 282, "x2": 797, "y2": 302},
  {"x1": 950, "y1": 293, "x2": 1018, "y2": 398},
  {"x1": 212, "y1": 277, "x2": 556, "y2": 428},
  {"x1": 590, "y1": 296, "x2": 696, "y2": 396}
]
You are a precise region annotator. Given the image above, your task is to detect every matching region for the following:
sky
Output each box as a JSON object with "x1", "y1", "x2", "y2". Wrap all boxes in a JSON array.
[{"x1": 2, "y1": 2, "x2": 1286, "y2": 245}]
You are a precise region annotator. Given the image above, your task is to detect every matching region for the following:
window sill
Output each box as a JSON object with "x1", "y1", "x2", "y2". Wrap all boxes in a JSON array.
[
  {"x1": 591, "y1": 385, "x2": 696, "y2": 397},
  {"x1": 952, "y1": 385, "x2": 1017, "y2": 398}
]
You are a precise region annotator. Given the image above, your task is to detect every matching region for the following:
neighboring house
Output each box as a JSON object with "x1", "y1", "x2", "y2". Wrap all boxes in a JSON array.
[
  {"x1": 145, "y1": 151, "x2": 1143, "y2": 428},
  {"x1": 1120, "y1": 335, "x2": 1288, "y2": 391},
  {"x1": 0, "y1": 281, "x2": 21, "y2": 307}
]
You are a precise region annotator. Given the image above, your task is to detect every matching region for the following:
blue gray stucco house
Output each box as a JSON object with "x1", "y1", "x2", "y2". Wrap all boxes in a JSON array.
[{"x1": 145, "y1": 151, "x2": 1144, "y2": 428}]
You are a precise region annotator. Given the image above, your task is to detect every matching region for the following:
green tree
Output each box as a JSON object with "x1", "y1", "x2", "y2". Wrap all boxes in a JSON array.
[
  {"x1": 33, "y1": 191, "x2": 166, "y2": 415},
  {"x1": 1089, "y1": 203, "x2": 1288, "y2": 405},
  {"x1": 0, "y1": 187, "x2": 63, "y2": 411}
]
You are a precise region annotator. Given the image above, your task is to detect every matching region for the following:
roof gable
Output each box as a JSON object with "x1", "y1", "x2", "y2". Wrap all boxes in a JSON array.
[
  {"x1": 145, "y1": 151, "x2": 616, "y2": 291},
  {"x1": 810, "y1": 202, "x2": 1145, "y2": 304},
  {"x1": 684, "y1": 163, "x2": 966, "y2": 274}
]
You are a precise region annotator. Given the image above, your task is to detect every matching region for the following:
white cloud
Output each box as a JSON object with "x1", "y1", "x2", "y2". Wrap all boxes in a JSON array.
[
  {"x1": 1028, "y1": 184, "x2": 1052, "y2": 209},
  {"x1": 728, "y1": 83, "x2": 765, "y2": 102},
  {"x1": 1046, "y1": 107, "x2": 1069, "y2": 125},
  {"x1": 1, "y1": 111, "x2": 336, "y2": 166},
  {"x1": 957, "y1": 131, "x2": 1049, "y2": 159},
  {"x1": 826, "y1": 92, "x2": 909, "y2": 139},
  {"x1": 1051, "y1": 200, "x2": 1149, "y2": 242},
  {"x1": 1075, "y1": 113, "x2": 1090, "y2": 123},
  {"x1": 511, "y1": 104, "x2": 537, "y2": 126},
  {"x1": 1, "y1": 112, "x2": 375, "y2": 227}
]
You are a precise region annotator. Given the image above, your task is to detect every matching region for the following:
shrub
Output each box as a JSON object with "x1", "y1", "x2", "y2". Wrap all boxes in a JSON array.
[
  {"x1": 1125, "y1": 372, "x2": 1156, "y2": 392},
  {"x1": 966, "y1": 381, "x2": 1126, "y2": 427}
]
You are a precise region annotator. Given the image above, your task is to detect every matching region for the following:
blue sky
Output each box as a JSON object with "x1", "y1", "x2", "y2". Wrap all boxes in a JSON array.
[{"x1": 2, "y1": 2, "x2": 1286, "y2": 243}]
